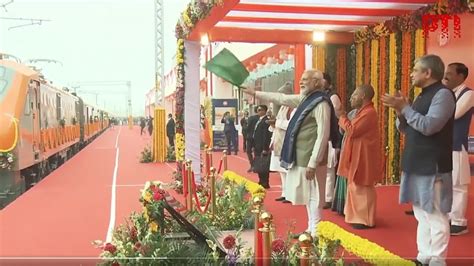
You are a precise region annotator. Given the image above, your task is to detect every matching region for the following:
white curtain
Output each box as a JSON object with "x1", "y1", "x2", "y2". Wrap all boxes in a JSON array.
[
  {"x1": 305, "y1": 44, "x2": 313, "y2": 70},
  {"x1": 184, "y1": 41, "x2": 201, "y2": 182}
]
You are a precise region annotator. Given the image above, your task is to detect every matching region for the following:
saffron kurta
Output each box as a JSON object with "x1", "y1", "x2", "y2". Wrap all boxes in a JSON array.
[{"x1": 338, "y1": 102, "x2": 382, "y2": 226}]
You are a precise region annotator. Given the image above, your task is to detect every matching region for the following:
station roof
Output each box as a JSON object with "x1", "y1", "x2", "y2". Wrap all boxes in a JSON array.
[{"x1": 186, "y1": 0, "x2": 437, "y2": 44}]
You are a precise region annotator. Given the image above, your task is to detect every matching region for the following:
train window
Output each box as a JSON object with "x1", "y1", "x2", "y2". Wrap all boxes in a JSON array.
[
  {"x1": 24, "y1": 93, "x2": 31, "y2": 115},
  {"x1": 0, "y1": 67, "x2": 6, "y2": 94},
  {"x1": 0, "y1": 80, "x2": 6, "y2": 95},
  {"x1": 56, "y1": 93, "x2": 62, "y2": 120}
]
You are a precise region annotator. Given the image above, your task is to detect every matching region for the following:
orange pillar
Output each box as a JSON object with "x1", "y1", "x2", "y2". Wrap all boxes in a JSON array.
[{"x1": 293, "y1": 44, "x2": 306, "y2": 94}]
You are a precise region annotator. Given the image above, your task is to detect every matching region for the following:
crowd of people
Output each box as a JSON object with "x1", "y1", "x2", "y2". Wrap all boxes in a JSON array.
[{"x1": 240, "y1": 54, "x2": 472, "y2": 266}]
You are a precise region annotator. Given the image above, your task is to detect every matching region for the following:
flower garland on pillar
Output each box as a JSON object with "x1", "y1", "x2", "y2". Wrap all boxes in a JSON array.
[
  {"x1": 325, "y1": 45, "x2": 337, "y2": 91},
  {"x1": 363, "y1": 42, "x2": 371, "y2": 84},
  {"x1": 378, "y1": 36, "x2": 388, "y2": 181},
  {"x1": 174, "y1": 0, "x2": 224, "y2": 161},
  {"x1": 355, "y1": 43, "x2": 363, "y2": 86},
  {"x1": 392, "y1": 32, "x2": 402, "y2": 183},
  {"x1": 336, "y1": 47, "x2": 347, "y2": 105},
  {"x1": 347, "y1": 45, "x2": 357, "y2": 109},
  {"x1": 387, "y1": 33, "x2": 398, "y2": 183},
  {"x1": 413, "y1": 29, "x2": 425, "y2": 98},
  {"x1": 175, "y1": 39, "x2": 186, "y2": 161},
  {"x1": 354, "y1": 0, "x2": 471, "y2": 44},
  {"x1": 399, "y1": 32, "x2": 412, "y2": 153},
  {"x1": 313, "y1": 45, "x2": 326, "y2": 72},
  {"x1": 370, "y1": 39, "x2": 379, "y2": 110}
]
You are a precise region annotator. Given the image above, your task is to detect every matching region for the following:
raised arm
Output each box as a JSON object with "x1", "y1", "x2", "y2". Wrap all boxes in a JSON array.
[
  {"x1": 330, "y1": 94, "x2": 342, "y2": 118},
  {"x1": 401, "y1": 89, "x2": 455, "y2": 136},
  {"x1": 339, "y1": 108, "x2": 377, "y2": 139},
  {"x1": 255, "y1": 91, "x2": 301, "y2": 108}
]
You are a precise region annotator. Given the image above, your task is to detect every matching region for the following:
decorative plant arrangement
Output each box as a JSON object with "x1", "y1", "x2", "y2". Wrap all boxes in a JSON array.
[
  {"x1": 166, "y1": 147, "x2": 176, "y2": 162},
  {"x1": 139, "y1": 146, "x2": 153, "y2": 163}
]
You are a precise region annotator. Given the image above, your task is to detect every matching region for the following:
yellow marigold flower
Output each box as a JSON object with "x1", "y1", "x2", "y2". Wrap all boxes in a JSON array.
[
  {"x1": 317, "y1": 221, "x2": 414, "y2": 265},
  {"x1": 149, "y1": 221, "x2": 159, "y2": 232},
  {"x1": 143, "y1": 192, "x2": 153, "y2": 203},
  {"x1": 143, "y1": 207, "x2": 150, "y2": 222},
  {"x1": 223, "y1": 170, "x2": 266, "y2": 199}
]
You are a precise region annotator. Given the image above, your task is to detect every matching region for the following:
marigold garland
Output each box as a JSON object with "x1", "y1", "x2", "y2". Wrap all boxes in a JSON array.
[
  {"x1": 370, "y1": 39, "x2": 379, "y2": 109},
  {"x1": 413, "y1": 29, "x2": 425, "y2": 97},
  {"x1": 387, "y1": 33, "x2": 397, "y2": 182},
  {"x1": 336, "y1": 48, "x2": 347, "y2": 105},
  {"x1": 379, "y1": 36, "x2": 388, "y2": 180},
  {"x1": 222, "y1": 170, "x2": 266, "y2": 200},
  {"x1": 355, "y1": 43, "x2": 363, "y2": 87},
  {"x1": 174, "y1": 0, "x2": 224, "y2": 163},
  {"x1": 399, "y1": 32, "x2": 412, "y2": 153},
  {"x1": 393, "y1": 32, "x2": 402, "y2": 183},
  {"x1": 313, "y1": 46, "x2": 326, "y2": 72},
  {"x1": 354, "y1": 0, "x2": 471, "y2": 43},
  {"x1": 363, "y1": 42, "x2": 371, "y2": 84},
  {"x1": 175, "y1": 133, "x2": 185, "y2": 161},
  {"x1": 317, "y1": 221, "x2": 415, "y2": 265}
]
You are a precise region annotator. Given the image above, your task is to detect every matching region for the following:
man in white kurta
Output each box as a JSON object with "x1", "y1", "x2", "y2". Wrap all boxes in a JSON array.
[
  {"x1": 246, "y1": 70, "x2": 331, "y2": 236},
  {"x1": 322, "y1": 73, "x2": 342, "y2": 208},
  {"x1": 268, "y1": 82, "x2": 294, "y2": 203},
  {"x1": 443, "y1": 62, "x2": 473, "y2": 236}
]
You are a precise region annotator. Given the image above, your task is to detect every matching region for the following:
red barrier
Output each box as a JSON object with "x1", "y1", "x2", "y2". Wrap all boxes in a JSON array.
[
  {"x1": 191, "y1": 172, "x2": 211, "y2": 214},
  {"x1": 217, "y1": 158, "x2": 223, "y2": 174}
]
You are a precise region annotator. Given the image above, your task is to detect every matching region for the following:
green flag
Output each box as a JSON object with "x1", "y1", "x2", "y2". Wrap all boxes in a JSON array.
[{"x1": 204, "y1": 48, "x2": 249, "y2": 87}]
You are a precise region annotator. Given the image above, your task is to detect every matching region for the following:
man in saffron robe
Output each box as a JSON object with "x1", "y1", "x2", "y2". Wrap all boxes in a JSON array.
[{"x1": 337, "y1": 84, "x2": 382, "y2": 229}]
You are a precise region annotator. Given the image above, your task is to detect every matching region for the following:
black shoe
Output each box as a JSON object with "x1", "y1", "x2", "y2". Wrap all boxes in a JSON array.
[
  {"x1": 411, "y1": 259, "x2": 428, "y2": 266},
  {"x1": 275, "y1": 197, "x2": 285, "y2": 201},
  {"x1": 351, "y1": 223, "x2": 374, "y2": 230},
  {"x1": 282, "y1": 200, "x2": 291, "y2": 203},
  {"x1": 450, "y1": 225, "x2": 468, "y2": 236},
  {"x1": 322, "y1": 202, "x2": 332, "y2": 209},
  {"x1": 405, "y1": 210, "x2": 414, "y2": 215}
]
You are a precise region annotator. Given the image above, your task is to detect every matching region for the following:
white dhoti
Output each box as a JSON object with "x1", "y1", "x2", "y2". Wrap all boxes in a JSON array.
[
  {"x1": 270, "y1": 151, "x2": 287, "y2": 197},
  {"x1": 414, "y1": 180, "x2": 450, "y2": 266},
  {"x1": 449, "y1": 147, "x2": 471, "y2": 226},
  {"x1": 285, "y1": 164, "x2": 327, "y2": 235}
]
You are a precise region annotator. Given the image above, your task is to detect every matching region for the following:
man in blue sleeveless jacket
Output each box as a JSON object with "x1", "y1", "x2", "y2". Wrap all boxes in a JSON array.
[
  {"x1": 383, "y1": 54, "x2": 455, "y2": 266},
  {"x1": 443, "y1": 62, "x2": 473, "y2": 236}
]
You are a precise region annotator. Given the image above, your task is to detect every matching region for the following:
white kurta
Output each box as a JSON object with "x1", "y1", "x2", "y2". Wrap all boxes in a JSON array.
[
  {"x1": 269, "y1": 106, "x2": 294, "y2": 172},
  {"x1": 256, "y1": 91, "x2": 331, "y2": 205}
]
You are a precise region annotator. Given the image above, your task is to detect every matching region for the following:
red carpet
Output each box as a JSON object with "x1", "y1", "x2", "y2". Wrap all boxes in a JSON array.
[
  {"x1": 0, "y1": 126, "x2": 174, "y2": 260},
  {"x1": 1, "y1": 128, "x2": 472, "y2": 263}
]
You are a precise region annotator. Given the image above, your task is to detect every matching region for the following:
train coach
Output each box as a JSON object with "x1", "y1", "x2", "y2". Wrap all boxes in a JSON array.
[{"x1": 0, "y1": 60, "x2": 110, "y2": 208}]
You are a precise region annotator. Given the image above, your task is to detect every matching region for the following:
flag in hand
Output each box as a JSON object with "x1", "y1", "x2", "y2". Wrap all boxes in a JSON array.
[{"x1": 204, "y1": 48, "x2": 249, "y2": 87}]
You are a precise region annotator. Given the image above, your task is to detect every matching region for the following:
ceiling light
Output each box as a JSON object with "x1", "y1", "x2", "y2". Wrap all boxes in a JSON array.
[
  {"x1": 313, "y1": 31, "x2": 325, "y2": 42},
  {"x1": 201, "y1": 34, "x2": 209, "y2": 45}
]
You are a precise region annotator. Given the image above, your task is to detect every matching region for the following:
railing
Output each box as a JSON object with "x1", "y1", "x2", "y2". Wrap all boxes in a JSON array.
[{"x1": 179, "y1": 147, "x2": 322, "y2": 265}]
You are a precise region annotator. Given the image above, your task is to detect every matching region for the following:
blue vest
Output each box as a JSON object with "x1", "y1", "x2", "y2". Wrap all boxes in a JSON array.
[
  {"x1": 453, "y1": 87, "x2": 473, "y2": 151},
  {"x1": 401, "y1": 82, "x2": 455, "y2": 175}
]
